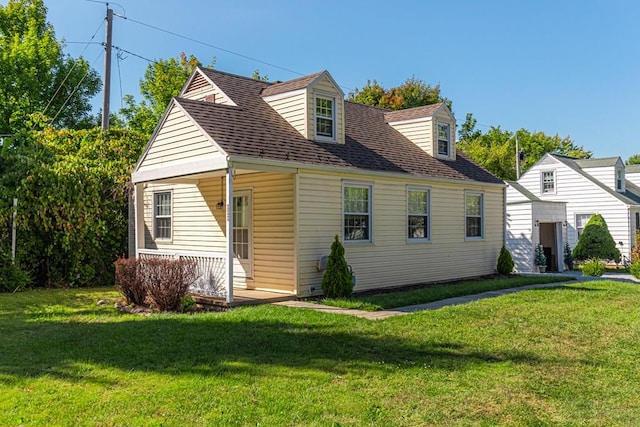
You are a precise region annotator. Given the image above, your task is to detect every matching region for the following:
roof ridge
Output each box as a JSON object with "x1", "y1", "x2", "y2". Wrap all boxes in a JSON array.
[{"x1": 198, "y1": 66, "x2": 271, "y2": 85}]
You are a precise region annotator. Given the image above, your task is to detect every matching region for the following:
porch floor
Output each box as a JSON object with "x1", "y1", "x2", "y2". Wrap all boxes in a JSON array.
[{"x1": 192, "y1": 288, "x2": 297, "y2": 308}]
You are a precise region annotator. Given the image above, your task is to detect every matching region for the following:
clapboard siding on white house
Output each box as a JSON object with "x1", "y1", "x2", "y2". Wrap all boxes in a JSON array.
[
  {"x1": 264, "y1": 91, "x2": 307, "y2": 137},
  {"x1": 628, "y1": 172, "x2": 640, "y2": 186},
  {"x1": 138, "y1": 105, "x2": 220, "y2": 171},
  {"x1": 581, "y1": 166, "x2": 617, "y2": 191},
  {"x1": 506, "y1": 203, "x2": 533, "y2": 272},
  {"x1": 296, "y1": 169, "x2": 504, "y2": 295}
]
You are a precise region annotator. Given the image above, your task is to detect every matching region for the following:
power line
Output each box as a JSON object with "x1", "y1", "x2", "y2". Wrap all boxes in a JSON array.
[
  {"x1": 113, "y1": 13, "x2": 305, "y2": 77},
  {"x1": 112, "y1": 45, "x2": 154, "y2": 63}
]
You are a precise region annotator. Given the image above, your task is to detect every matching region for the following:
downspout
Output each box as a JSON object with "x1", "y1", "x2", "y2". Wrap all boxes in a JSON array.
[{"x1": 225, "y1": 159, "x2": 234, "y2": 304}]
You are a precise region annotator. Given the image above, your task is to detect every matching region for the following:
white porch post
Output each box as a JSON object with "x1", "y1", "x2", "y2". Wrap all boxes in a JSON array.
[
  {"x1": 134, "y1": 183, "x2": 145, "y2": 257},
  {"x1": 225, "y1": 167, "x2": 234, "y2": 303}
]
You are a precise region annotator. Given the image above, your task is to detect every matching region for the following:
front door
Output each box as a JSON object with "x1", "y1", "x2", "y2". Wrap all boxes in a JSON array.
[
  {"x1": 233, "y1": 190, "x2": 253, "y2": 279},
  {"x1": 539, "y1": 222, "x2": 558, "y2": 272}
]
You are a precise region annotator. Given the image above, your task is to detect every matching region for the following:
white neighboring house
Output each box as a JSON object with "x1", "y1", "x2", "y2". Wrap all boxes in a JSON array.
[{"x1": 506, "y1": 154, "x2": 640, "y2": 272}]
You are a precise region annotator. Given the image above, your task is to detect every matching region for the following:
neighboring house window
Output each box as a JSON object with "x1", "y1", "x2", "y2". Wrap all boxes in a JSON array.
[
  {"x1": 616, "y1": 169, "x2": 623, "y2": 191},
  {"x1": 542, "y1": 171, "x2": 555, "y2": 193},
  {"x1": 465, "y1": 192, "x2": 483, "y2": 239},
  {"x1": 315, "y1": 95, "x2": 335, "y2": 140},
  {"x1": 576, "y1": 213, "x2": 593, "y2": 239},
  {"x1": 344, "y1": 184, "x2": 371, "y2": 242},
  {"x1": 407, "y1": 188, "x2": 430, "y2": 240},
  {"x1": 154, "y1": 191, "x2": 172, "y2": 240},
  {"x1": 437, "y1": 123, "x2": 450, "y2": 156}
]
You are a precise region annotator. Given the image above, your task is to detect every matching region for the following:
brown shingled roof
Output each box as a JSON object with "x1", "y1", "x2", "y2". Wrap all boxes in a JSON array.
[
  {"x1": 260, "y1": 71, "x2": 325, "y2": 97},
  {"x1": 384, "y1": 103, "x2": 443, "y2": 123},
  {"x1": 177, "y1": 68, "x2": 503, "y2": 185}
]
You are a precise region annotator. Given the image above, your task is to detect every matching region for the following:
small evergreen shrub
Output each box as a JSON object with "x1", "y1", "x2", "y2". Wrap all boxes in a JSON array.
[
  {"x1": 114, "y1": 257, "x2": 146, "y2": 306},
  {"x1": 573, "y1": 214, "x2": 620, "y2": 263},
  {"x1": 0, "y1": 247, "x2": 30, "y2": 292},
  {"x1": 322, "y1": 235, "x2": 354, "y2": 298},
  {"x1": 140, "y1": 258, "x2": 198, "y2": 311},
  {"x1": 535, "y1": 244, "x2": 547, "y2": 266},
  {"x1": 564, "y1": 243, "x2": 574, "y2": 270},
  {"x1": 630, "y1": 260, "x2": 640, "y2": 279},
  {"x1": 496, "y1": 245, "x2": 514, "y2": 275},
  {"x1": 582, "y1": 259, "x2": 605, "y2": 277}
]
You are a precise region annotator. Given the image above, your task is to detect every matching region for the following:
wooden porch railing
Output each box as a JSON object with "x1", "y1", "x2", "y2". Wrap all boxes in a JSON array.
[{"x1": 137, "y1": 249, "x2": 227, "y2": 297}]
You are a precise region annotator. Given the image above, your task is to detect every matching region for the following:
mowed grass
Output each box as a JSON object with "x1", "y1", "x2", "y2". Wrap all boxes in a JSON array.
[
  {"x1": 323, "y1": 274, "x2": 573, "y2": 310},
  {"x1": 2, "y1": 281, "x2": 640, "y2": 425}
]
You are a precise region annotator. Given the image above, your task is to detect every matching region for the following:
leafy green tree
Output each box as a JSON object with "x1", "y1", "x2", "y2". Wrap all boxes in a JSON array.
[
  {"x1": 321, "y1": 235, "x2": 353, "y2": 298},
  {"x1": 572, "y1": 214, "x2": 620, "y2": 263},
  {"x1": 251, "y1": 69, "x2": 269, "y2": 82},
  {"x1": 349, "y1": 77, "x2": 452, "y2": 111},
  {"x1": 626, "y1": 154, "x2": 640, "y2": 165},
  {"x1": 457, "y1": 115, "x2": 592, "y2": 180},
  {"x1": 119, "y1": 53, "x2": 205, "y2": 136},
  {"x1": 0, "y1": 127, "x2": 147, "y2": 287},
  {"x1": 0, "y1": 0, "x2": 100, "y2": 133}
]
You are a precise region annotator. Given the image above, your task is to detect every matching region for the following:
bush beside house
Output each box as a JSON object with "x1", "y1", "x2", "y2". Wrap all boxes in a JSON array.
[
  {"x1": 496, "y1": 245, "x2": 514, "y2": 275},
  {"x1": 572, "y1": 214, "x2": 621, "y2": 263},
  {"x1": 322, "y1": 236, "x2": 354, "y2": 298}
]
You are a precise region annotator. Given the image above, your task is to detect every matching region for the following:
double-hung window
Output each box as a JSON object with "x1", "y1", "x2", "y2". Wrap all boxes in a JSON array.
[
  {"x1": 542, "y1": 171, "x2": 555, "y2": 193},
  {"x1": 407, "y1": 188, "x2": 430, "y2": 240},
  {"x1": 465, "y1": 192, "x2": 483, "y2": 239},
  {"x1": 616, "y1": 169, "x2": 623, "y2": 191},
  {"x1": 154, "y1": 191, "x2": 172, "y2": 240},
  {"x1": 437, "y1": 123, "x2": 450, "y2": 156},
  {"x1": 315, "y1": 95, "x2": 335, "y2": 140},
  {"x1": 343, "y1": 184, "x2": 371, "y2": 242},
  {"x1": 575, "y1": 213, "x2": 593, "y2": 238}
]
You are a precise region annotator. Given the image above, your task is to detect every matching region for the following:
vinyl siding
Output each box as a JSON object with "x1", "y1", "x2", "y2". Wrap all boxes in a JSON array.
[
  {"x1": 308, "y1": 76, "x2": 345, "y2": 144},
  {"x1": 263, "y1": 91, "x2": 307, "y2": 137},
  {"x1": 628, "y1": 172, "x2": 640, "y2": 186},
  {"x1": 433, "y1": 110, "x2": 456, "y2": 161},
  {"x1": 388, "y1": 118, "x2": 433, "y2": 156},
  {"x1": 182, "y1": 72, "x2": 235, "y2": 105},
  {"x1": 581, "y1": 166, "x2": 617, "y2": 191},
  {"x1": 506, "y1": 202, "x2": 533, "y2": 272},
  {"x1": 138, "y1": 104, "x2": 220, "y2": 171},
  {"x1": 296, "y1": 170, "x2": 504, "y2": 296}
]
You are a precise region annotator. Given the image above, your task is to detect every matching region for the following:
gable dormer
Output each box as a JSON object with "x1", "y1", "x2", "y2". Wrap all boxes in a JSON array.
[
  {"x1": 384, "y1": 103, "x2": 456, "y2": 161},
  {"x1": 180, "y1": 67, "x2": 237, "y2": 106},
  {"x1": 576, "y1": 157, "x2": 625, "y2": 193},
  {"x1": 627, "y1": 164, "x2": 640, "y2": 186},
  {"x1": 262, "y1": 70, "x2": 345, "y2": 144}
]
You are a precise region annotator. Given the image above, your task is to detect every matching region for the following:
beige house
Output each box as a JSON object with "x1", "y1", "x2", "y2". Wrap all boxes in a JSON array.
[{"x1": 131, "y1": 67, "x2": 505, "y2": 302}]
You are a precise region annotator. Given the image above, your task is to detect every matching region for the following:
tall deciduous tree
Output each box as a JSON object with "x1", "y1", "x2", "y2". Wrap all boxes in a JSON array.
[
  {"x1": 0, "y1": 0, "x2": 100, "y2": 133},
  {"x1": 349, "y1": 77, "x2": 452, "y2": 111},
  {"x1": 119, "y1": 53, "x2": 206, "y2": 136},
  {"x1": 626, "y1": 154, "x2": 640, "y2": 165},
  {"x1": 457, "y1": 113, "x2": 592, "y2": 180}
]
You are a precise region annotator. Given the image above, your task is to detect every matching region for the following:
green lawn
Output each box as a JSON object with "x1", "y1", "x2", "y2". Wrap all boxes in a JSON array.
[
  {"x1": 323, "y1": 274, "x2": 573, "y2": 311},
  {"x1": 2, "y1": 281, "x2": 640, "y2": 425}
]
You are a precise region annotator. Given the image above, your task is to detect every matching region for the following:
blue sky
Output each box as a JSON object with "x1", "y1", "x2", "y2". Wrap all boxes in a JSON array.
[{"x1": 24, "y1": 1, "x2": 640, "y2": 159}]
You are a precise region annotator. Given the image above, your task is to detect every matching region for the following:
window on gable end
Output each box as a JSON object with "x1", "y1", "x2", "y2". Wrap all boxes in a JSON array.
[
  {"x1": 541, "y1": 171, "x2": 555, "y2": 193},
  {"x1": 315, "y1": 95, "x2": 335, "y2": 140},
  {"x1": 437, "y1": 123, "x2": 451, "y2": 157}
]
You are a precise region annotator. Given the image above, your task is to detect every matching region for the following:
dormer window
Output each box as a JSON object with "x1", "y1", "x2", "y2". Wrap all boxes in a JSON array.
[
  {"x1": 437, "y1": 123, "x2": 451, "y2": 156},
  {"x1": 315, "y1": 95, "x2": 335, "y2": 140},
  {"x1": 617, "y1": 169, "x2": 624, "y2": 191}
]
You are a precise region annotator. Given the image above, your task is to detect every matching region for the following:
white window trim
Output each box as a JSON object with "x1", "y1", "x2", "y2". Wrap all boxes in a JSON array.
[
  {"x1": 407, "y1": 186, "x2": 431, "y2": 242},
  {"x1": 153, "y1": 190, "x2": 173, "y2": 242},
  {"x1": 314, "y1": 93, "x2": 336, "y2": 142},
  {"x1": 436, "y1": 122, "x2": 451, "y2": 158},
  {"x1": 465, "y1": 191, "x2": 484, "y2": 240},
  {"x1": 541, "y1": 170, "x2": 556, "y2": 194},
  {"x1": 233, "y1": 189, "x2": 253, "y2": 279},
  {"x1": 575, "y1": 213, "x2": 594, "y2": 239},
  {"x1": 616, "y1": 168, "x2": 624, "y2": 192},
  {"x1": 342, "y1": 181, "x2": 373, "y2": 243}
]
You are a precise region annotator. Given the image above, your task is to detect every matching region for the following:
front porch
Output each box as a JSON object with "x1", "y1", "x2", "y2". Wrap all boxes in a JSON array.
[{"x1": 193, "y1": 288, "x2": 298, "y2": 308}]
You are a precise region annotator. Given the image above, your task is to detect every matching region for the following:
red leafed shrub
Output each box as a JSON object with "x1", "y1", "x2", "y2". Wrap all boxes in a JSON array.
[
  {"x1": 139, "y1": 258, "x2": 198, "y2": 311},
  {"x1": 114, "y1": 257, "x2": 146, "y2": 306}
]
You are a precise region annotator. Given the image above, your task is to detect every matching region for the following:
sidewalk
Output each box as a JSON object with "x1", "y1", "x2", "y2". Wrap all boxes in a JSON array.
[{"x1": 273, "y1": 271, "x2": 639, "y2": 320}]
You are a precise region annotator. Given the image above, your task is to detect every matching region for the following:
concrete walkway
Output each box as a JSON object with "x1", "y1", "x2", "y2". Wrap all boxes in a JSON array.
[{"x1": 273, "y1": 271, "x2": 639, "y2": 320}]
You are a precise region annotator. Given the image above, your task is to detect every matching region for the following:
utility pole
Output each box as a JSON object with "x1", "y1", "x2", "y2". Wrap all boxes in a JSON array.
[
  {"x1": 101, "y1": 7, "x2": 113, "y2": 130},
  {"x1": 515, "y1": 133, "x2": 521, "y2": 180}
]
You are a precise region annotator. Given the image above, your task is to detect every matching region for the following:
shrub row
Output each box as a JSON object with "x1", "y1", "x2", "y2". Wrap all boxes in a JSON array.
[{"x1": 115, "y1": 257, "x2": 198, "y2": 311}]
